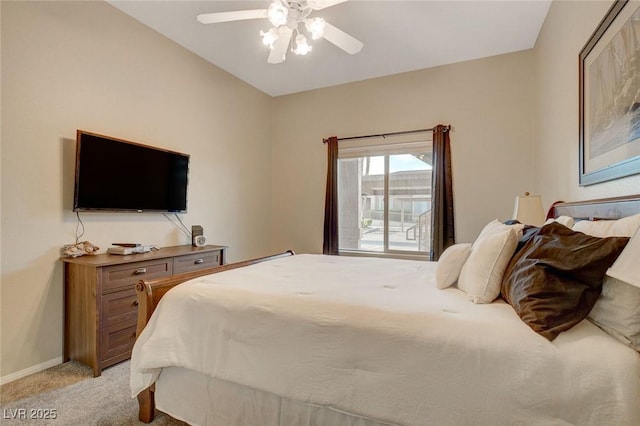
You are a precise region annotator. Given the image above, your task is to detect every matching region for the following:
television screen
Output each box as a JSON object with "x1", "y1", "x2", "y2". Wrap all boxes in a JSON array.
[{"x1": 73, "y1": 130, "x2": 189, "y2": 212}]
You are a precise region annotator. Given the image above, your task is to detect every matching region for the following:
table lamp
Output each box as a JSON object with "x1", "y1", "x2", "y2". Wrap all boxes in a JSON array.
[{"x1": 513, "y1": 192, "x2": 545, "y2": 226}]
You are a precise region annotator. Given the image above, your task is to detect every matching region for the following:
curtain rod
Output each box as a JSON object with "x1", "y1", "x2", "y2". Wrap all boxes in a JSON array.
[{"x1": 322, "y1": 125, "x2": 450, "y2": 143}]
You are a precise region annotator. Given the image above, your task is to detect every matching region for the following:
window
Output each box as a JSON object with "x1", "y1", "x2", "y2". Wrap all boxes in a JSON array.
[{"x1": 337, "y1": 135, "x2": 432, "y2": 257}]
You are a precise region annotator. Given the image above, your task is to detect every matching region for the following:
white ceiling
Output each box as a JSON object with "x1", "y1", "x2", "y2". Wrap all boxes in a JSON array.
[{"x1": 108, "y1": 0, "x2": 551, "y2": 97}]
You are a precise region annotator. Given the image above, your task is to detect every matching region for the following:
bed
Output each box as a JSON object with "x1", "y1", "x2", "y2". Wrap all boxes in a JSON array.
[{"x1": 130, "y1": 195, "x2": 640, "y2": 425}]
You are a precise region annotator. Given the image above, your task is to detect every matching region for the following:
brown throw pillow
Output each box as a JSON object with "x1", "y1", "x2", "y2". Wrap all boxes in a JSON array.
[{"x1": 501, "y1": 222, "x2": 629, "y2": 340}]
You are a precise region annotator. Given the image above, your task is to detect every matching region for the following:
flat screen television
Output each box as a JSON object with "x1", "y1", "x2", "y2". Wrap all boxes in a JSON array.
[{"x1": 73, "y1": 130, "x2": 189, "y2": 212}]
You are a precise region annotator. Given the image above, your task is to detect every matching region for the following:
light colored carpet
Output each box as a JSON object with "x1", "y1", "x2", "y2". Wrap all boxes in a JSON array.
[{"x1": 0, "y1": 360, "x2": 186, "y2": 425}]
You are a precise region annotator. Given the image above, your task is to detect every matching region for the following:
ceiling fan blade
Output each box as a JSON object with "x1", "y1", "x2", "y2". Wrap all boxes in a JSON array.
[
  {"x1": 307, "y1": 0, "x2": 349, "y2": 10},
  {"x1": 322, "y1": 22, "x2": 363, "y2": 55},
  {"x1": 197, "y1": 9, "x2": 267, "y2": 24},
  {"x1": 268, "y1": 27, "x2": 293, "y2": 64}
]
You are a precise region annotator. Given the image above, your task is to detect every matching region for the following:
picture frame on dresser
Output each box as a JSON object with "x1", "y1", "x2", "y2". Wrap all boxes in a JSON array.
[
  {"x1": 579, "y1": 0, "x2": 640, "y2": 186},
  {"x1": 61, "y1": 244, "x2": 226, "y2": 377}
]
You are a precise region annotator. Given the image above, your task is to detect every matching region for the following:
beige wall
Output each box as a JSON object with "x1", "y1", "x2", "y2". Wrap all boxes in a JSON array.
[
  {"x1": 1, "y1": 1, "x2": 272, "y2": 378},
  {"x1": 270, "y1": 50, "x2": 537, "y2": 254},
  {"x1": 6, "y1": 0, "x2": 639, "y2": 382},
  {"x1": 534, "y1": 0, "x2": 640, "y2": 202}
]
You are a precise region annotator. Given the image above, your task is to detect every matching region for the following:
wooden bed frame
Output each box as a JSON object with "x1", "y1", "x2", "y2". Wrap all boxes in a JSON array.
[{"x1": 133, "y1": 194, "x2": 640, "y2": 423}]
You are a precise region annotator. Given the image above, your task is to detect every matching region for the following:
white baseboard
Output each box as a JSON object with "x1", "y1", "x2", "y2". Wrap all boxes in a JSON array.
[{"x1": 0, "y1": 357, "x2": 63, "y2": 386}]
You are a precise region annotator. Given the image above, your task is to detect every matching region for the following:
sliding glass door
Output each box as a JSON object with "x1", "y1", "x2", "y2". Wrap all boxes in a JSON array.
[{"x1": 337, "y1": 137, "x2": 432, "y2": 257}]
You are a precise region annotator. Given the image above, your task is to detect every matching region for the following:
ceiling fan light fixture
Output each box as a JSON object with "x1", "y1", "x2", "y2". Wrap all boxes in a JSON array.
[
  {"x1": 260, "y1": 28, "x2": 279, "y2": 48},
  {"x1": 305, "y1": 17, "x2": 325, "y2": 40},
  {"x1": 196, "y1": 0, "x2": 364, "y2": 64},
  {"x1": 267, "y1": 1, "x2": 289, "y2": 27},
  {"x1": 304, "y1": 18, "x2": 326, "y2": 40},
  {"x1": 293, "y1": 33, "x2": 312, "y2": 55}
]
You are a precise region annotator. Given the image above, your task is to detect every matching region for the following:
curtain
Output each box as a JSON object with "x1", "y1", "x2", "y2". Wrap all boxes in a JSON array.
[
  {"x1": 323, "y1": 136, "x2": 339, "y2": 255},
  {"x1": 430, "y1": 125, "x2": 455, "y2": 261}
]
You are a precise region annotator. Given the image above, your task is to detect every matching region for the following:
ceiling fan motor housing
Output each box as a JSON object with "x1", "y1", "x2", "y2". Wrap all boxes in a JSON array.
[{"x1": 283, "y1": 1, "x2": 312, "y2": 29}]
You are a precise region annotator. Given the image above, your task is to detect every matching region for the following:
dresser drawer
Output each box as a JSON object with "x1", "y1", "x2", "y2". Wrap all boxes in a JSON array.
[
  {"x1": 101, "y1": 288, "x2": 138, "y2": 328},
  {"x1": 101, "y1": 323, "x2": 137, "y2": 364},
  {"x1": 102, "y1": 259, "x2": 172, "y2": 292},
  {"x1": 173, "y1": 251, "x2": 222, "y2": 274}
]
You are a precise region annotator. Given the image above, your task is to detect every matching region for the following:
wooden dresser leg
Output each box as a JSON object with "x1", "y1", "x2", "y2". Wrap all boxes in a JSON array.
[
  {"x1": 92, "y1": 364, "x2": 101, "y2": 378},
  {"x1": 137, "y1": 387, "x2": 156, "y2": 423}
]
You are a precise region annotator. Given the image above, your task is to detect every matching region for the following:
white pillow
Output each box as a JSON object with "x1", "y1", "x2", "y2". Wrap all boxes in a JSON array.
[
  {"x1": 589, "y1": 275, "x2": 640, "y2": 351},
  {"x1": 607, "y1": 228, "x2": 640, "y2": 288},
  {"x1": 572, "y1": 213, "x2": 640, "y2": 238},
  {"x1": 588, "y1": 226, "x2": 639, "y2": 351},
  {"x1": 544, "y1": 215, "x2": 575, "y2": 228},
  {"x1": 436, "y1": 243, "x2": 472, "y2": 289},
  {"x1": 458, "y1": 220, "x2": 518, "y2": 304}
]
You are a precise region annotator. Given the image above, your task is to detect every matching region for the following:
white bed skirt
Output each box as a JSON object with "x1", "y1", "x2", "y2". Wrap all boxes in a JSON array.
[{"x1": 156, "y1": 366, "x2": 397, "y2": 426}]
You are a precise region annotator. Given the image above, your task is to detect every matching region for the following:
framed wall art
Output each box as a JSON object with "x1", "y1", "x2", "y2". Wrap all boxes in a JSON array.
[{"x1": 579, "y1": 0, "x2": 640, "y2": 186}]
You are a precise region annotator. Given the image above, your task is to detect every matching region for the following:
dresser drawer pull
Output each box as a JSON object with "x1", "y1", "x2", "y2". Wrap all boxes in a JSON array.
[
  {"x1": 134, "y1": 268, "x2": 147, "y2": 275},
  {"x1": 194, "y1": 258, "x2": 204, "y2": 265},
  {"x1": 133, "y1": 300, "x2": 139, "y2": 307}
]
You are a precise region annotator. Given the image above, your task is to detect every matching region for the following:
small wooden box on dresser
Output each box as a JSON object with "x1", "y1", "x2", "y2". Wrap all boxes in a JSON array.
[{"x1": 61, "y1": 245, "x2": 226, "y2": 377}]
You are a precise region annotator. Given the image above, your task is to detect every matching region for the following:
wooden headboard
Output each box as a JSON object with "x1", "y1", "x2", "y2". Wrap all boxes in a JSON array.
[{"x1": 552, "y1": 194, "x2": 640, "y2": 220}]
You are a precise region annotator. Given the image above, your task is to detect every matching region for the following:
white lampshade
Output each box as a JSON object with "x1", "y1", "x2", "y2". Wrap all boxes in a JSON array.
[
  {"x1": 513, "y1": 193, "x2": 545, "y2": 226},
  {"x1": 293, "y1": 34, "x2": 312, "y2": 55},
  {"x1": 305, "y1": 17, "x2": 326, "y2": 40},
  {"x1": 260, "y1": 28, "x2": 279, "y2": 48},
  {"x1": 267, "y1": 1, "x2": 288, "y2": 27}
]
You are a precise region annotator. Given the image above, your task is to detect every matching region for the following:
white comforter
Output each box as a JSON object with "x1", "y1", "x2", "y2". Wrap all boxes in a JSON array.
[{"x1": 130, "y1": 254, "x2": 640, "y2": 425}]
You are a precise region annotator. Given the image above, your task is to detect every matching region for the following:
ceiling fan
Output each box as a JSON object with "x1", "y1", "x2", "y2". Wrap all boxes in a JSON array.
[{"x1": 197, "y1": 0, "x2": 364, "y2": 64}]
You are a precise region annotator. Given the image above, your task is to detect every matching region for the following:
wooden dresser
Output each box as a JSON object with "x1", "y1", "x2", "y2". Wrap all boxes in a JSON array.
[{"x1": 61, "y1": 245, "x2": 226, "y2": 376}]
